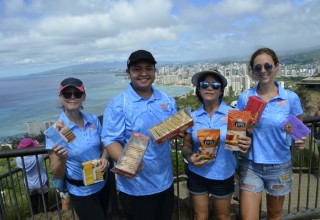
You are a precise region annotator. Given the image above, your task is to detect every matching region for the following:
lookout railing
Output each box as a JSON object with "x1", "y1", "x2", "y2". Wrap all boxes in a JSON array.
[{"x1": 0, "y1": 116, "x2": 320, "y2": 220}]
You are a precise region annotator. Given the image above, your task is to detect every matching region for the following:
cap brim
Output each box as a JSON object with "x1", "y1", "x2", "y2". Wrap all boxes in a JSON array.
[
  {"x1": 191, "y1": 70, "x2": 227, "y2": 87},
  {"x1": 59, "y1": 85, "x2": 85, "y2": 92},
  {"x1": 128, "y1": 58, "x2": 157, "y2": 67}
]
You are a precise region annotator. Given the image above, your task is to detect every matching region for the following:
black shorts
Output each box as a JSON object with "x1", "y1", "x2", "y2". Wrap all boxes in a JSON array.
[{"x1": 187, "y1": 170, "x2": 234, "y2": 198}]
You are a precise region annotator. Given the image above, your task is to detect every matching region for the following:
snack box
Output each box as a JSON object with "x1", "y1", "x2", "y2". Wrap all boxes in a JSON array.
[
  {"x1": 225, "y1": 110, "x2": 251, "y2": 151},
  {"x1": 245, "y1": 96, "x2": 266, "y2": 124},
  {"x1": 44, "y1": 121, "x2": 76, "y2": 148},
  {"x1": 111, "y1": 133, "x2": 149, "y2": 178},
  {"x1": 280, "y1": 114, "x2": 311, "y2": 141},
  {"x1": 149, "y1": 108, "x2": 194, "y2": 145},
  {"x1": 196, "y1": 129, "x2": 220, "y2": 162},
  {"x1": 82, "y1": 159, "x2": 104, "y2": 186}
]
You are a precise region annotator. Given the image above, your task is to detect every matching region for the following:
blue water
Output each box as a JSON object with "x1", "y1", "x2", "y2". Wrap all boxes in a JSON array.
[{"x1": 0, "y1": 71, "x2": 192, "y2": 139}]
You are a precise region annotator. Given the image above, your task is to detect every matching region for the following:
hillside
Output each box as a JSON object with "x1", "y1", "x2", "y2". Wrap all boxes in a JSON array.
[{"x1": 280, "y1": 48, "x2": 320, "y2": 65}]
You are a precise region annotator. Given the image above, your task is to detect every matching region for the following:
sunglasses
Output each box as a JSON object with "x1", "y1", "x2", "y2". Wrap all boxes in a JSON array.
[
  {"x1": 61, "y1": 91, "x2": 84, "y2": 99},
  {"x1": 199, "y1": 81, "x2": 222, "y2": 90},
  {"x1": 253, "y1": 63, "x2": 273, "y2": 74}
]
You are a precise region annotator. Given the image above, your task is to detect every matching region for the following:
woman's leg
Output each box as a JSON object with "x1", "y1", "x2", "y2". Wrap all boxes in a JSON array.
[
  {"x1": 42, "y1": 192, "x2": 49, "y2": 212},
  {"x1": 212, "y1": 196, "x2": 232, "y2": 220},
  {"x1": 29, "y1": 194, "x2": 39, "y2": 214},
  {"x1": 191, "y1": 193, "x2": 209, "y2": 220},
  {"x1": 266, "y1": 194, "x2": 285, "y2": 220},
  {"x1": 239, "y1": 190, "x2": 262, "y2": 220}
]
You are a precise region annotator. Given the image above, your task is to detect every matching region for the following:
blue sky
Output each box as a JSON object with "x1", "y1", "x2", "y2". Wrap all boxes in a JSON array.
[{"x1": 0, "y1": 0, "x2": 319, "y2": 77}]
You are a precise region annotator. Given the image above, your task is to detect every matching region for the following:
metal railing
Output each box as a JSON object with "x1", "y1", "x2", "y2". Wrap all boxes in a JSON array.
[
  {"x1": 0, "y1": 116, "x2": 320, "y2": 220},
  {"x1": 0, "y1": 148, "x2": 119, "y2": 220}
]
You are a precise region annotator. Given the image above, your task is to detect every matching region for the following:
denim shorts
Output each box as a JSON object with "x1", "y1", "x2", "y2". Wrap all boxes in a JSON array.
[
  {"x1": 187, "y1": 170, "x2": 234, "y2": 198},
  {"x1": 238, "y1": 158, "x2": 293, "y2": 196}
]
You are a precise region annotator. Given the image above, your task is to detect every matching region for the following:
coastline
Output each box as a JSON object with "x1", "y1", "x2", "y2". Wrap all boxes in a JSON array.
[{"x1": 0, "y1": 82, "x2": 193, "y2": 141}]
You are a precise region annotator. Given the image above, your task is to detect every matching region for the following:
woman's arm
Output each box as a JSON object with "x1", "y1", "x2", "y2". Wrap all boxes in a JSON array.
[
  {"x1": 182, "y1": 133, "x2": 207, "y2": 167},
  {"x1": 294, "y1": 115, "x2": 306, "y2": 151},
  {"x1": 49, "y1": 145, "x2": 68, "y2": 179}
]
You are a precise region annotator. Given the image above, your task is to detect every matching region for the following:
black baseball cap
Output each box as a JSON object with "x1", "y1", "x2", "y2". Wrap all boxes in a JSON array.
[
  {"x1": 59, "y1": 77, "x2": 85, "y2": 92},
  {"x1": 127, "y1": 50, "x2": 157, "y2": 69},
  {"x1": 191, "y1": 70, "x2": 227, "y2": 88}
]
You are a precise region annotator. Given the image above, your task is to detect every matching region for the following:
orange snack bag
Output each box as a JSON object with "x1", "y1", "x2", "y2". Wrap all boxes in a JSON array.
[
  {"x1": 225, "y1": 110, "x2": 251, "y2": 151},
  {"x1": 245, "y1": 96, "x2": 266, "y2": 124},
  {"x1": 197, "y1": 129, "x2": 220, "y2": 162}
]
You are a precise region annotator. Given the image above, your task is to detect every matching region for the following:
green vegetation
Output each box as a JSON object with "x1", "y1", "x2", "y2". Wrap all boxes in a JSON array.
[
  {"x1": 0, "y1": 156, "x2": 56, "y2": 220},
  {"x1": 281, "y1": 48, "x2": 320, "y2": 65},
  {"x1": 174, "y1": 90, "x2": 201, "y2": 111},
  {"x1": 171, "y1": 148, "x2": 185, "y2": 176}
]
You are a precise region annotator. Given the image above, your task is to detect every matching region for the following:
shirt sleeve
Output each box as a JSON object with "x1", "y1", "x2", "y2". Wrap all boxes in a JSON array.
[
  {"x1": 237, "y1": 92, "x2": 248, "y2": 111},
  {"x1": 101, "y1": 95, "x2": 125, "y2": 147},
  {"x1": 287, "y1": 90, "x2": 303, "y2": 116}
]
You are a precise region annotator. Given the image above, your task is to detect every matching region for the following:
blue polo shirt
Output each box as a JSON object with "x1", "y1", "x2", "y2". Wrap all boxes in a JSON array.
[
  {"x1": 101, "y1": 83, "x2": 177, "y2": 196},
  {"x1": 186, "y1": 101, "x2": 236, "y2": 180},
  {"x1": 237, "y1": 81, "x2": 303, "y2": 164},
  {"x1": 46, "y1": 111, "x2": 106, "y2": 196}
]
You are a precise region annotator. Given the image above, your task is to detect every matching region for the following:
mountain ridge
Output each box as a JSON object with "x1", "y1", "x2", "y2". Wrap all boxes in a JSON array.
[{"x1": 22, "y1": 45, "x2": 320, "y2": 77}]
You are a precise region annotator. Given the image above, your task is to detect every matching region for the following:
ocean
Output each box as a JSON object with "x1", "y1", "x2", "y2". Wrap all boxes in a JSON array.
[{"x1": 0, "y1": 71, "x2": 192, "y2": 140}]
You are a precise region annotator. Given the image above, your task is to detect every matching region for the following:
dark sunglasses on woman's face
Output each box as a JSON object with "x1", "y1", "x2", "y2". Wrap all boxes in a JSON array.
[
  {"x1": 61, "y1": 91, "x2": 84, "y2": 99},
  {"x1": 253, "y1": 63, "x2": 273, "y2": 74},
  {"x1": 199, "y1": 81, "x2": 222, "y2": 90}
]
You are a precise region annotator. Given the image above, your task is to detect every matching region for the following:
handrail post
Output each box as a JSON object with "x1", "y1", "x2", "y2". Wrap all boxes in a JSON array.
[{"x1": 174, "y1": 138, "x2": 181, "y2": 220}]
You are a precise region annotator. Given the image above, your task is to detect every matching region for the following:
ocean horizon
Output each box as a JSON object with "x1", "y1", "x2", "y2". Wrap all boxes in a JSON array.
[{"x1": 0, "y1": 71, "x2": 192, "y2": 140}]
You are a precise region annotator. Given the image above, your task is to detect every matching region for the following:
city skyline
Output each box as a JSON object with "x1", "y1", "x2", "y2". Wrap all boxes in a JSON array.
[
  {"x1": 18, "y1": 59, "x2": 320, "y2": 138},
  {"x1": 1, "y1": 0, "x2": 320, "y2": 78}
]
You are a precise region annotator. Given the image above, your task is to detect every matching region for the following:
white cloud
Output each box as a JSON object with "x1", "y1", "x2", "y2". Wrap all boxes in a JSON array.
[{"x1": 0, "y1": 0, "x2": 319, "y2": 76}]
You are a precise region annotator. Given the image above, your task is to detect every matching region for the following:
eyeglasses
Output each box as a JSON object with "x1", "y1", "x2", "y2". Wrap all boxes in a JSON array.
[
  {"x1": 199, "y1": 81, "x2": 221, "y2": 90},
  {"x1": 61, "y1": 91, "x2": 84, "y2": 99},
  {"x1": 253, "y1": 63, "x2": 273, "y2": 74}
]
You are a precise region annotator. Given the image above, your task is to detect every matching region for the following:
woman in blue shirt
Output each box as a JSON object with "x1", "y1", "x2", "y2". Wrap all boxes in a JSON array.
[
  {"x1": 46, "y1": 78, "x2": 109, "y2": 220},
  {"x1": 182, "y1": 70, "x2": 251, "y2": 220},
  {"x1": 237, "y1": 48, "x2": 306, "y2": 220}
]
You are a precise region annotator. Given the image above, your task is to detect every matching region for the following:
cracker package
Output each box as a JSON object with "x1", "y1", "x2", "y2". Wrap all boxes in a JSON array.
[
  {"x1": 245, "y1": 96, "x2": 267, "y2": 124},
  {"x1": 149, "y1": 108, "x2": 194, "y2": 145},
  {"x1": 197, "y1": 129, "x2": 220, "y2": 162},
  {"x1": 225, "y1": 110, "x2": 251, "y2": 151},
  {"x1": 280, "y1": 114, "x2": 311, "y2": 141},
  {"x1": 44, "y1": 120, "x2": 76, "y2": 148},
  {"x1": 111, "y1": 132, "x2": 149, "y2": 178},
  {"x1": 82, "y1": 159, "x2": 104, "y2": 186}
]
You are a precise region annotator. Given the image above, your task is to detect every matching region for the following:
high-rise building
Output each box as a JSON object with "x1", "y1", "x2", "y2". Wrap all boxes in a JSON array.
[
  {"x1": 44, "y1": 121, "x2": 54, "y2": 130},
  {"x1": 243, "y1": 75, "x2": 251, "y2": 90},
  {"x1": 25, "y1": 122, "x2": 41, "y2": 137}
]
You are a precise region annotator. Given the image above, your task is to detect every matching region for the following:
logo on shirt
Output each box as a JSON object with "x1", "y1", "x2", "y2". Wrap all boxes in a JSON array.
[
  {"x1": 222, "y1": 116, "x2": 228, "y2": 121},
  {"x1": 277, "y1": 100, "x2": 287, "y2": 106},
  {"x1": 90, "y1": 125, "x2": 96, "y2": 130},
  {"x1": 160, "y1": 103, "x2": 168, "y2": 109}
]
